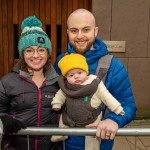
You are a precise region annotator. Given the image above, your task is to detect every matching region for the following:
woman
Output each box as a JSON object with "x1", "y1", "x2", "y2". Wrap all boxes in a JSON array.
[{"x1": 0, "y1": 16, "x2": 62, "y2": 150}]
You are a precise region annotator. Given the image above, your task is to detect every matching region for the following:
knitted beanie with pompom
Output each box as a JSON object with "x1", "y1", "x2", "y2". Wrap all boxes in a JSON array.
[{"x1": 18, "y1": 16, "x2": 51, "y2": 58}]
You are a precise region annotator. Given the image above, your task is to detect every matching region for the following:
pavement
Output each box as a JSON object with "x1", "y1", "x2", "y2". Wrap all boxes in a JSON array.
[{"x1": 113, "y1": 119, "x2": 150, "y2": 150}]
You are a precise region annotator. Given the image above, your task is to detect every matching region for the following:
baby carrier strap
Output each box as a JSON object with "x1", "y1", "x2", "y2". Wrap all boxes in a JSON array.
[
  {"x1": 95, "y1": 54, "x2": 113, "y2": 83},
  {"x1": 95, "y1": 54, "x2": 113, "y2": 118}
]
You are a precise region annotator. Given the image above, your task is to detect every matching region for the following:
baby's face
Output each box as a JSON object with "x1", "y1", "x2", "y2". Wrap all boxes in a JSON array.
[{"x1": 66, "y1": 68, "x2": 88, "y2": 85}]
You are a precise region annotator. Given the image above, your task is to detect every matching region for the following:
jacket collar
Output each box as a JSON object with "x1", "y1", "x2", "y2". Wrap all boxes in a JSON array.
[{"x1": 67, "y1": 38, "x2": 109, "y2": 64}]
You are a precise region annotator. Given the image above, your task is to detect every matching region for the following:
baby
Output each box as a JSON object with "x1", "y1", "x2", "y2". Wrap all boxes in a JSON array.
[{"x1": 51, "y1": 53, "x2": 125, "y2": 150}]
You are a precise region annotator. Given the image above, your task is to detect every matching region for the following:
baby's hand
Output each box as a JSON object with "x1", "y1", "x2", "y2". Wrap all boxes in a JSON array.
[{"x1": 53, "y1": 108, "x2": 60, "y2": 111}]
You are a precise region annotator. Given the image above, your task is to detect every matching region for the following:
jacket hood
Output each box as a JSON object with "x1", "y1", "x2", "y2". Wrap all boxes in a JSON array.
[{"x1": 45, "y1": 64, "x2": 59, "y2": 85}]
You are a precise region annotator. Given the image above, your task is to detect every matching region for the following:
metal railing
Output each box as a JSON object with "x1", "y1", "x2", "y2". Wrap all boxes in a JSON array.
[
  {"x1": 0, "y1": 127, "x2": 149, "y2": 150},
  {"x1": 15, "y1": 127, "x2": 150, "y2": 136}
]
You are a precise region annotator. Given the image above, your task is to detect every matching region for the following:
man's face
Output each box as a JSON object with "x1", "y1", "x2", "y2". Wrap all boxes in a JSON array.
[{"x1": 67, "y1": 13, "x2": 98, "y2": 54}]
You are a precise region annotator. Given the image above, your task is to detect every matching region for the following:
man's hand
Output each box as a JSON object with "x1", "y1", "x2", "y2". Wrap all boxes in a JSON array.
[
  {"x1": 85, "y1": 119, "x2": 118, "y2": 140},
  {"x1": 96, "y1": 119, "x2": 118, "y2": 140}
]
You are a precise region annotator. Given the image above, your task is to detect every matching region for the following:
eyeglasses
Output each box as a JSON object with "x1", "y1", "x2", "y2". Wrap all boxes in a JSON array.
[{"x1": 24, "y1": 47, "x2": 47, "y2": 55}]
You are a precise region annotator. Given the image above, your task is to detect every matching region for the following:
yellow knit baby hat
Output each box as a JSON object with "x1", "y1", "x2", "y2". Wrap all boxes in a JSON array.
[{"x1": 58, "y1": 53, "x2": 89, "y2": 76}]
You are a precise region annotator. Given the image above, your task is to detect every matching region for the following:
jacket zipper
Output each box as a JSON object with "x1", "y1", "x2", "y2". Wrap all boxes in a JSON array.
[{"x1": 34, "y1": 88, "x2": 42, "y2": 150}]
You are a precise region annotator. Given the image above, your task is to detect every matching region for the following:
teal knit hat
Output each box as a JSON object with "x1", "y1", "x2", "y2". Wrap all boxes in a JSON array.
[{"x1": 18, "y1": 16, "x2": 52, "y2": 58}]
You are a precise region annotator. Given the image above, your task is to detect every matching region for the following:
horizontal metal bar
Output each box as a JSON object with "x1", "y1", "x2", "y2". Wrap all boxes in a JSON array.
[{"x1": 14, "y1": 127, "x2": 150, "y2": 136}]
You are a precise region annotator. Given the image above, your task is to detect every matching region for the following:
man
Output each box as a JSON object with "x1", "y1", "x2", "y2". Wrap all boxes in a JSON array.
[{"x1": 54, "y1": 8, "x2": 136, "y2": 150}]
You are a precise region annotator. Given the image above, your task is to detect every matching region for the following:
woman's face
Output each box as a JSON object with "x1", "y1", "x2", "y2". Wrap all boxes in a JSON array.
[{"x1": 23, "y1": 46, "x2": 48, "y2": 71}]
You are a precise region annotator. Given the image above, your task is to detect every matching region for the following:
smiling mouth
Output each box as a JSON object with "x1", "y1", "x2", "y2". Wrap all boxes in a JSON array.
[
  {"x1": 31, "y1": 59, "x2": 41, "y2": 62},
  {"x1": 31, "y1": 61, "x2": 41, "y2": 65},
  {"x1": 77, "y1": 41, "x2": 86, "y2": 45}
]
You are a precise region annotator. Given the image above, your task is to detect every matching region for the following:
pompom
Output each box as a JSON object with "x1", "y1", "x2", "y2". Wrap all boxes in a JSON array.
[{"x1": 21, "y1": 16, "x2": 42, "y2": 30}]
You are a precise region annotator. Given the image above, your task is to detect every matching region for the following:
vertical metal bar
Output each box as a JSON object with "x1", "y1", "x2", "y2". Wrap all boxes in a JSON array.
[
  {"x1": 135, "y1": 136, "x2": 136, "y2": 150},
  {"x1": 27, "y1": 135, "x2": 30, "y2": 150},
  {"x1": 63, "y1": 140, "x2": 65, "y2": 150}
]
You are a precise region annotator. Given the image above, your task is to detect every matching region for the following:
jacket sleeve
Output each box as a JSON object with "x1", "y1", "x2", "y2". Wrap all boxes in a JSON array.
[
  {"x1": 104, "y1": 57, "x2": 137, "y2": 128},
  {"x1": 97, "y1": 81, "x2": 125, "y2": 115},
  {"x1": 0, "y1": 80, "x2": 10, "y2": 115}
]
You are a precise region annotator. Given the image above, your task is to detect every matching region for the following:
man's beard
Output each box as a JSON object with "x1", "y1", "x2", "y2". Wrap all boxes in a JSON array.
[{"x1": 71, "y1": 39, "x2": 95, "y2": 54}]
